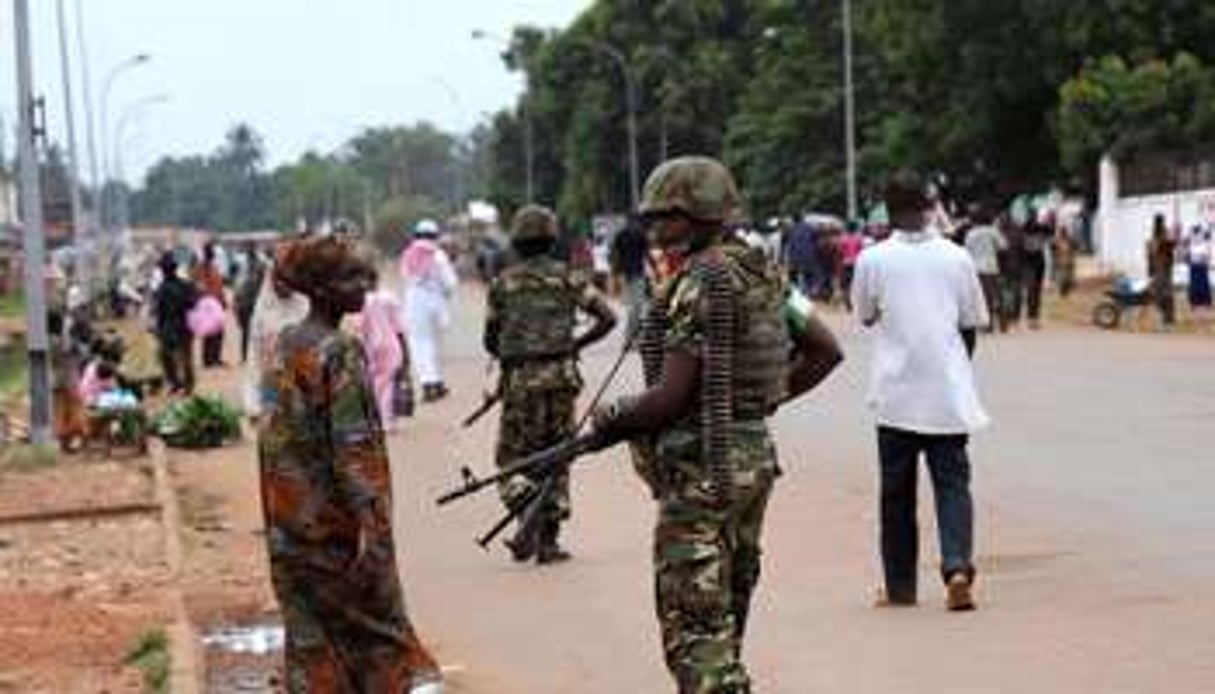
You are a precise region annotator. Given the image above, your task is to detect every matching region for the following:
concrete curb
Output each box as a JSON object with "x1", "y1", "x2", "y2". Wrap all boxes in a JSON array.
[{"x1": 149, "y1": 438, "x2": 202, "y2": 694}]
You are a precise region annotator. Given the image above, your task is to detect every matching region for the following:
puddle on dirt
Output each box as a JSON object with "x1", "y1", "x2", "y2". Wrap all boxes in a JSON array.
[
  {"x1": 202, "y1": 624, "x2": 285, "y2": 655},
  {"x1": 203, "y1": 623, "x2": 283, "y2": 693}
]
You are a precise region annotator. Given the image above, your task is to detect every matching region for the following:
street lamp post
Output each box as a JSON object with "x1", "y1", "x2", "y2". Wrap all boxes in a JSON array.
[
  {"x1": 842, "y1": 0, "x2": 859, "y2": 221},
  {"x1": 583, "y1": 41, "x2": 640, "y2": 212},
  {"x1": 472, "y1": 29, "x2": 534, "y2": 203},
  {"x1": 54, "y1": 0, "x2": 88, "y2": 297},
  {"x1": 99, "y1": 53, "x2": 150, "y2": 229},
  {"x1": 12, "y1": 0, "x2": 54, "y2": 445},
  {"x1": 111, "y1": 93, "x2": 169, "y2": 233}
]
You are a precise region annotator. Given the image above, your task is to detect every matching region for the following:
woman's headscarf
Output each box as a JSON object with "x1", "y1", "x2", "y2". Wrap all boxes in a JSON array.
[{"x1": 274, "y1": 235, "x2": 359, "y2": 300}]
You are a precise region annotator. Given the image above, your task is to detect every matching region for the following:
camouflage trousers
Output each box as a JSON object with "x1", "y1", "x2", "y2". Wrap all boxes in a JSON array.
[
  {"x1": 495, "y1": 384, "x2": 577, "y2": 523},
  {"x1": 653, "y1": 427, "x2": 778, "y2": 694}
]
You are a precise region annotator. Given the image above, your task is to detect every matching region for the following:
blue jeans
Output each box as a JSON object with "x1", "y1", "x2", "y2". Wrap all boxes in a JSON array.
[{"x1": 877, "y1": 426, "x2": 975, "y2": 601}]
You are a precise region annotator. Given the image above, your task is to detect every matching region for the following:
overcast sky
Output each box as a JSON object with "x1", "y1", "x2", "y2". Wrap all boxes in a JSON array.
[{"x1": 0, "y1": 0, "x2": 587, "y2": 184}]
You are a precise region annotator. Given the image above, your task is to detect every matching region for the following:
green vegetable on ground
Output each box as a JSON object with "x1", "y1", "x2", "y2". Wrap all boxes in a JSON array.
[{"x1": 152, "y1": 394, "x2": 242, "y2": 449}]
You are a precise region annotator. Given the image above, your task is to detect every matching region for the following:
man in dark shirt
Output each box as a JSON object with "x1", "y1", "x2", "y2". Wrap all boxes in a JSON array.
[
  {"x1": 610, "y1": 216, "x2": 650, "y2": 339},
  {"x1": 153, "y1": 253, "x2": 199, "y2": 394}
]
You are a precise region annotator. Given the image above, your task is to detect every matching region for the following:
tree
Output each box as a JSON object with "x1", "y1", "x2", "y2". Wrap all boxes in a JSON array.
[{"x1": 1057, "y1": 52, "x2": 1215, "y2": 178}]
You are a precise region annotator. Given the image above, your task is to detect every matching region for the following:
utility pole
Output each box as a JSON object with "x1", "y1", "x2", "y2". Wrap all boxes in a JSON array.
[
  {"x1": 13, "y1": 0, "x2": 55, "y2": 445},
  {"x1": 55, "y1": 0, "x2": 88, "y2": 299},
  {"x1": 585, "y1": 41, "x2": 639, "y2": 212},
  {"x1": 75, "y1": 0, "x2": 101, "y2": 298},
  {"x1": 842, "y1": 0, "x2": 859, "y2": 221}
]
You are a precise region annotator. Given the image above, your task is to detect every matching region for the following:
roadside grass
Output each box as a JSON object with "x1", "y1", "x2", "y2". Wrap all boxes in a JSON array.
[
  {"x1": 0, "y1": 444, "x2": 57, "y2": 474},
  {"x1": 0, "y1": 354, "x2": 22, "y2": 400},
  {"x1": 0, "y1": 292, "x2": 22, "y2": 318},
  {"x1": 0, "y1": 343, "x2": 25, "y2": 407},
  {"x1": 124, "y1": 628, "x2": 171, "y2": 694}
]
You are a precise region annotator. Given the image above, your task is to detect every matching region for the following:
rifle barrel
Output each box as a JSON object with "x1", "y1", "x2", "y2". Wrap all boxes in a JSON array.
[{"x1": 434, "y1": 433, "x2": 601, "y2": 506}]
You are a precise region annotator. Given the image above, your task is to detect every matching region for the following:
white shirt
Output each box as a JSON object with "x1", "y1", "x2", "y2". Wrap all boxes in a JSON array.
[
  {"x1": 965, "y1": 225, "x2": 1007, "y2": 275},
  {"x1": 852, "y1": 229, "x2": 991, "y2": 435}
]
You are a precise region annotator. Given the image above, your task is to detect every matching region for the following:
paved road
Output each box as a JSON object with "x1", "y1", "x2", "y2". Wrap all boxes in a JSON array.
[{"x1": 392, "y1": 285, "x2": 1215, "y2": 693}]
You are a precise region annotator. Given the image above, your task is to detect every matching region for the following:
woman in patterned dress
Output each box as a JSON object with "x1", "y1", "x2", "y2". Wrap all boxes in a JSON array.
[{"x1": 257, "y1": 236, "x2": 442, "y2": 693}]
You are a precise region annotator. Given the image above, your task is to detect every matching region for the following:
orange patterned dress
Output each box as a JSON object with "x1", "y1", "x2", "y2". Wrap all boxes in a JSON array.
[{"x1": 257, "y1": 320, "x2": 439, "y2": 692}]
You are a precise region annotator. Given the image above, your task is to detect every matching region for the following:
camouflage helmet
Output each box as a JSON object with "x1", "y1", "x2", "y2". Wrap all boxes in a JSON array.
[
  {"x1": 639, "y1": 156, "x2": 741, "y2": 223},
  {"x1": 510, "y1": 204, "x2": 559, "y2": 242}
]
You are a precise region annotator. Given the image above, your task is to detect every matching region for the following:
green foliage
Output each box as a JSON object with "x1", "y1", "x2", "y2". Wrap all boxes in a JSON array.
[
  {"x1": 124, "y1": 629, "x2": 170, "y2": 694},
  {"x1": 132, "y1": 121, "x2": 480, "y2": 234},
  {"x1": 152, "y1": 395, "x2": 241, "y2": 450},
  {"x1": 1057, "y1": 53, "x2": 1215, "y2": 173},
  {"x1": 0, "y1": 344, "x2": 24, "y2": 402},
  {"x1": 0, "y1": 293, "x2": 22, "y2": 318},
  {"x1": 484, "y1": 0, "x2": 1215, "y2": 218},
  {"x1": 370, "y1": 194, "x2": 445, "y2": 256},
  {"x1": 132, "y1": 123, "x2": 276, "y2": 232},
  {"x1": 126, "y1": 1, "x2": 1215, "y2": 225}
]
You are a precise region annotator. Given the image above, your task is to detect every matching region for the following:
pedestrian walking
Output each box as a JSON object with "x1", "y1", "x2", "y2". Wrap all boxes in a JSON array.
[
  {"x1": 356, "y1": 281, "x2": 410, "y2": 433},
  {"x1": 234, "y1": 242, "x2": 267, "y2": 364},
  {"x1": 851, "y1": 170, "x2": 990, "y2": 612},
  {"x1": 400, "y1": 219, "x2": 457, "y2": 403},
  {"x1": 591, "y1": 157, "x2": 843, "y2": 692},
  {"x1": 1052, "y1": 227, "x2": 1077, "y2": 298},
  {"x1": 1146, "y1": 214, "x2": 1177, "y2": 328},
  {"x1": 193, "y1": 242, "x2": 228, "y2": 367},
  {"x1": 1020, "y1": 211, "x2": 1051, "y2": 329},
  {"x1": 783, "y1": 216, "x2": 818, "y2": 298},
  {"x1": 484, "y1": 205, "x2": 616, "y2": 564},
  {"x1": 998, "y1": 216, "x2": 1025, "y2": 329},
  {"x1": 839, "y1": 222, "x2": 865, "y2": 311},
  {"x1": 151, "y1": 253, "x2": 199, "y2": 395},
  {"x1": 964, "y1": 210, "x2": 1008, "y2": 333},
  {"x1": 241, "y1": 251, "x2": 309, "y2": 422},
  {"x1": 257, "y1": 235, "x2": 443, "y2": 694},
  {"x1": 1185, "y1": 227, "x2": 1212, "y2": 310},
  {"x1": 611, "y1": 215, "x2": 651, "y2": 340}
]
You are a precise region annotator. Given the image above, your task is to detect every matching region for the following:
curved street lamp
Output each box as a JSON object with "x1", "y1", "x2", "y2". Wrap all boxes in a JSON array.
[
  {"x1": 99, "y1": 53, "x2": 150, "y2": 227},
  {"x1": 472, "y1": 29, "x2": 534, "y2": 203},
  {"x1": 111, "y1": 93, "x2": 170, "y2": 183},
  {"x1": 111, "y1": 93, "x2": 170, "y2": 233}
]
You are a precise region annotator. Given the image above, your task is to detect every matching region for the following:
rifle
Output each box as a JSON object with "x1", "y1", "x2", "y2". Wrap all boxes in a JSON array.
[
  {"x1": 441, "y1": 326, "x2": 638, "y2": 551},
  {"x1": 462, "y1": 388, "x2": 501, "y2": 428},
  {"x1": 436, "y1": 432, "x2": 603, "y2": 507}
]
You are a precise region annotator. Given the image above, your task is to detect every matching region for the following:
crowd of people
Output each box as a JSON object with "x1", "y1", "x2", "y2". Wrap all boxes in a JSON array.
[
  {"x1": 37, "y1": 155, "x2": 1212, "y2": 692},
  {"x1": 229, "y1": 153, "x2": 1003, "y2": 693}
]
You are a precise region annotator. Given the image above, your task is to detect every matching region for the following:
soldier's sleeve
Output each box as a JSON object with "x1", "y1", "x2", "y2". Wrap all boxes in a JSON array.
[
  {"x1": 664, "y1": 273, "x2": 704, "y2": 356},
  {"x1": 325, "y1": 337, "x2": 387, "y2": 511},
  {"x1": 483, "y1": 279, "x2": 502, "y2": 357},
  {"x1": 573, "y1": 274, "x2": 617, "y2": 348}
]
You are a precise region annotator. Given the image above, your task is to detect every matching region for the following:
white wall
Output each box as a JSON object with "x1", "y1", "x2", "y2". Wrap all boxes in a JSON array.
[{"x1": 1097, "y1": 156, "x2": 1215, "y2": 277}]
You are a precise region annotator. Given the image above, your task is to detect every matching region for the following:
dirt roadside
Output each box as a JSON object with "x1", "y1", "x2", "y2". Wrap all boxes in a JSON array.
[{"x1": 0, "y1": 455, "x2": 172, "y2": 693}]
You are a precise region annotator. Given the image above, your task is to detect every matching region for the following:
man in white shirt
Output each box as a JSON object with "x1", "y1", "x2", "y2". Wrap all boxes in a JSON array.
[
  {"x1": 851, "y1": 170, "x2": 990, "y2": 611},
  {"x1": 964, "y1": 209, "x2": 1008, "y2": 333}
]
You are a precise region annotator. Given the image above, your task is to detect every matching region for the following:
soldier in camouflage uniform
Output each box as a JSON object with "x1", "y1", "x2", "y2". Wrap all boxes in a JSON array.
[
  {"x1": 484, "y1": 204, "x2": 617, "y2": 564},
  {"x1": 591, "y1": 157, "x2": 842, "y2": 693}
]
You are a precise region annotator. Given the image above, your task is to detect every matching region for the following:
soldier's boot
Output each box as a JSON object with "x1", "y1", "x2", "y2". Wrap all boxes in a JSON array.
[
  {"x1": 536, "y1": 519, "x2": 570, "y2": 565},
  {"x1": 504, "y1": 519, "x2": 539, "y2": 563}
]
